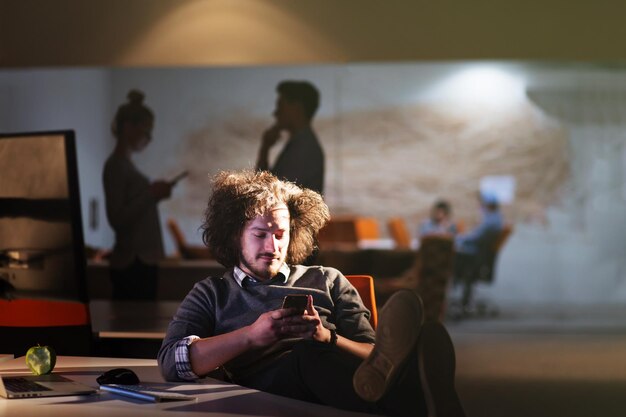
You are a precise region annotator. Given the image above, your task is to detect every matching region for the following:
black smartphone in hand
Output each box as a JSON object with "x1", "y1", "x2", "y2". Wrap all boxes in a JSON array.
[
  {"x1": 281, "y1": 294, "x2": 308, "y2": 315},
  {"x1": 170, "y1": 170, "x2": 189, "y2": 185}
]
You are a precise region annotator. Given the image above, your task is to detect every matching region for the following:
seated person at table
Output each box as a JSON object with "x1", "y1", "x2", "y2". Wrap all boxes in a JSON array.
[
  {"x1": 454, "y1": 192, "x2": 504, "y2": 308},
  {"x1": 158, "y1": 170, "x2": 465, "y2": 417},
  {"x1": 418, "y1": 199, "x2": 457, "y2": 238},
  {"x1": 455, "y1": 192, "x2": 503, "y2": 257}
]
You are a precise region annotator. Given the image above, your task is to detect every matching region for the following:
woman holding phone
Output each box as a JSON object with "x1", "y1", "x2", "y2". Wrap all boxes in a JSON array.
[{"x1": 103, "y1": 89, "x2": 172, "y2": 300}]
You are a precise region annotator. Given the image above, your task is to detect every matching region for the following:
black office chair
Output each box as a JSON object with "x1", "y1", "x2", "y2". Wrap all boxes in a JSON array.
[
  {"x1": 0, "y1": 131, "x2": 94, "y2": 356},
  {"x1": 450, "y1": 225, "x2": 513, "y2": 319}
]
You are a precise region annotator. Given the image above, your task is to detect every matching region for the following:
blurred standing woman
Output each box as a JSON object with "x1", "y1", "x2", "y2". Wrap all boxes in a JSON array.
[{"x1": 103, "y1": 89, "x2": 172, "y2": 300}]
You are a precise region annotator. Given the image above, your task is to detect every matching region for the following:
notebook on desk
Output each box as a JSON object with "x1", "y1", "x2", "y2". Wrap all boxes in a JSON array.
[{"x1": 0, "y1": 373, "x2": 97, "y2": 398}]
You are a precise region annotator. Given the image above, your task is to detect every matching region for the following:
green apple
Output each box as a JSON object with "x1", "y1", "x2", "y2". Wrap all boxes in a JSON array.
[{"x1": 25, "y1": 344, "x2": 56, "y2": 375}]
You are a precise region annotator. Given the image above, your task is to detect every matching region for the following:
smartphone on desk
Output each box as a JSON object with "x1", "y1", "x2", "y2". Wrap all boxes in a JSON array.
[{"x1": 281, "y1": 294, "x2": 309, "y2": 315}]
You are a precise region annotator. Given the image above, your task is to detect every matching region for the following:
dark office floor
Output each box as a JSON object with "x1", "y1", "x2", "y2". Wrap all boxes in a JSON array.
[{"x1": 445, "y1": 301, "x2": 626, "y2": 417}]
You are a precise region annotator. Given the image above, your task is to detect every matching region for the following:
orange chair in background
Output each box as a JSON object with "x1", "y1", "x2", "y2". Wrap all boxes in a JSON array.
[
  {"x1": 454, "y1": 219, "x2": 466, "y2": 234},
  {"x1": 387, "y1": 217, "x2": 411, "y2": 249},
  {"x1": 167, "y1": 218, "x2": 213, "y2": 259},
  {"x1": 318, "y1": 217, "x2": 359, "y2": 248},
  {"x1": 318, "y1": 216, "x2": 381, "y2": 249},
  {"x1": 345, "y1": 275, "x2": 378, "y2": 329},
  {"x1": 495, "y1": 224, "x2": 513, "y2": 252},
  {"x1": 354, "y1": 217, "x2": 380, "y2": 241}
]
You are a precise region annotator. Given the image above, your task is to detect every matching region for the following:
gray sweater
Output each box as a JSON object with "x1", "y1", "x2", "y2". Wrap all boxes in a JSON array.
[{"x1": 158, "y1": 265, "x2": 375, "y2": 381}]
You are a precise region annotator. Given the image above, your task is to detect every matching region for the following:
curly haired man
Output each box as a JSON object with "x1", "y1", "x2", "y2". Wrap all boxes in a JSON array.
[{"x1": 158, "y1": 170, "x2": 465, "y2": 417}]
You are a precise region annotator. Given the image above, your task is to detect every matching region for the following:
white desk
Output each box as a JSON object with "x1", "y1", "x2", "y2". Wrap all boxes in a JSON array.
[{"x1": 0, "y1": 356, "x2": 375, "y2": 417}]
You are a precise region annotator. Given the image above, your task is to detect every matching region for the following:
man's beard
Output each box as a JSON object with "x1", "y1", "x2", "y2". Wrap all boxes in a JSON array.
[{"x1": 239, "y1": 252, "x2": 281, "y2": 280}]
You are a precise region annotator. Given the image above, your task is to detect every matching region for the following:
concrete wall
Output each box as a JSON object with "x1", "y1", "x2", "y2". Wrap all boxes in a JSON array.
[
  {"x1": 3, "y1": 62, "x2": 626, "y2": 306},
  {"x1": 0, "y1": 68, "x2": 113, "y2": 247}
]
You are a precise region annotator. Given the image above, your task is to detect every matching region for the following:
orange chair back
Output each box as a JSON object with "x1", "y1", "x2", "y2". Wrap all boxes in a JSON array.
[
  {"x1": 455, "y1": 219, "x2": 466, "y2": 234},
  {"x1": 318, "y1": 217, "x2": 381, "y2": 250},
  {"x1": 354, "y1": 217, "x2": 380, "y2": 241},
  {"x1": 318, "y1": 217, "x2": 359, "y2": 248},
  {"x1": 345, "y1": 275, "x2": 378, "y2": 329},
  {"x1": 494, "y1": 224, "x2": 513, "y2": 251},
  {"x1": 167, "y1": 218, "x2": 214, "y2": 259},
  {"x1": 167, "y1": 218, "x2": 187, "y2": 248},
  {"x1": 0, "y1": 299, "x2": 90, "y2": 327},
  {"x1": 387, "y1": 217, "x2": 411, "y2": 249}
]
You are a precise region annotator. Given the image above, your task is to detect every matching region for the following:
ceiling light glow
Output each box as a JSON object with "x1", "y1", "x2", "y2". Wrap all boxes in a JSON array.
[{"x1": 425, "y1": 65, "x2": 526, "y2": 112}]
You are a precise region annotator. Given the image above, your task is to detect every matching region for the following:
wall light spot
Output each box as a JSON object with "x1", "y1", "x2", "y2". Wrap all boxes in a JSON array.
[{"x1": 424, "y1": 64, "x2": 527, "y2": 114}]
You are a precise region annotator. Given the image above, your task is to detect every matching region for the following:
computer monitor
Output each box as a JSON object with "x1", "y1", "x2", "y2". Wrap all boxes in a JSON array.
[{"x1": 0, "y1": 130, "x2": 88, "y2": 302}]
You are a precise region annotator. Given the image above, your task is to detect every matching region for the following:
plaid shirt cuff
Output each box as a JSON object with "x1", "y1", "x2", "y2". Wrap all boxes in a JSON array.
[{"x1": 174, "y1": 335, "x2": 201, "y2": 380}]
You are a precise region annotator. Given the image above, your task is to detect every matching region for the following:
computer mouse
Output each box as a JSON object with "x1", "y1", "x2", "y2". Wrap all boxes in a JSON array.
[{"x1": 96, "y1": 368, "x2": 140, "y2": 385}]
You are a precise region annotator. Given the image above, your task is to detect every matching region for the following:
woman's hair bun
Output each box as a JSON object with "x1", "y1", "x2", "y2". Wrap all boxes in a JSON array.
[{"x1": 127, "y1": 89, "x2": 145, "y2": 104}]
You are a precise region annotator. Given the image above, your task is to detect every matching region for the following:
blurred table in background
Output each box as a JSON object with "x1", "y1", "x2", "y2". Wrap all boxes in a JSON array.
[
  {"x1": 317, "y1": 248, "x2": 417, "y2": 280},
  {"x1": 89, "y1": 300, "x2": 178, "y2": 339},
  {"x1": 89, "y1": 300, "x2": 179, "y2": 358},
  {"x1": 87, "y1": 259, "x2": 226, "y2": 300},
  {"x1": 318, "y1": 216, "x2": 383, "y2": 249},
  {"x1": 87, "y1": 250, "x2": 418, "y2": 302}
]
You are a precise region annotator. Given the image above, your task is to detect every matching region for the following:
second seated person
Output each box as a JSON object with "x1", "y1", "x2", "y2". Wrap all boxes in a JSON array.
[
  {"x1": 103, "y1": 89, "x2": 173, "y2": 300},
  {"x1": 157, "y1": 170, "x2": 466, "y2": 417},
  {"x1": 256, "y1": 80, "x2": 325, "y2": 195},
  {"x1": 418, "y1": 199, "x2": 458, "y2": 238},
  {"x1": 453, "y1": 192, "x2": 504, "y2": 310},
  {"x1": 455, "y1": 192, "x2": 503, "y2": 258}
]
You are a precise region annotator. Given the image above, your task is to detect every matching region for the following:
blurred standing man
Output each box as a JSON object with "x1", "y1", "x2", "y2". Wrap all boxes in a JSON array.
[{"x1": 256, "y1": 80, "x2": 325, "y2": 195}]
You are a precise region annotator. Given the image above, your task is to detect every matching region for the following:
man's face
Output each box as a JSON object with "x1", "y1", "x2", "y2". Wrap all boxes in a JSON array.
[
  {"x1": 273, "y1": 95, "x2": 300, "y2": 130},
  {"x1": 239, "y1": 205, "x2": 290, "y2": 281},
  {"x1": 433, "y1": 208, "x2": 447, "y2": 223}
]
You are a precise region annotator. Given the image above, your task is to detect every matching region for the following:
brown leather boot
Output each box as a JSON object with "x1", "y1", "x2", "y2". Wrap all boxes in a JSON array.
[
  {"x1": 353, "y1": 289, "x2": 424, "y2": 402},
  {"x1": 418, "y1": 321, "x2": 466, "y2": 417}
]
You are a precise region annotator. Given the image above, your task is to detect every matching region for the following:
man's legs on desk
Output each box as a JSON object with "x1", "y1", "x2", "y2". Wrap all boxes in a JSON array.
[
  {"x1": 244, "y1": 290, "x2": 465, "y2": 417},
  {"x1": 354, "y1": 289, "x2": 466, "y2": 417}
]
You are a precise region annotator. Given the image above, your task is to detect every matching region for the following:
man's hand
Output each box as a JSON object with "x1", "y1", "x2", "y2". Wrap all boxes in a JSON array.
[
  {"x1": 279, "y1": 295, "x2": 331, "y2": 343},
  {"x1": 246, "y1": 295, "x2": 331, "y2": 348},
  {"x1": 256, "y1": 125, "x2": 281, "y2": 170},
  {"x1": 261, "y1": 124, "x2": 282, "y2": 150},
  {"x1": 246, "y1": 308, "x2": 300, "y2": 348},
  {"x1": 256, "y1": 124, "x2": 283, "y2": 171}
]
